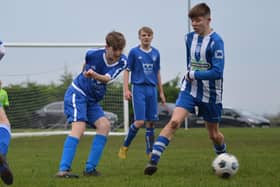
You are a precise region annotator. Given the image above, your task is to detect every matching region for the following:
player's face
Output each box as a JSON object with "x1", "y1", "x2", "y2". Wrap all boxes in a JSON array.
[
  {"x1": 105, "y1": 46, "x2": 123, "y2": 64},
  {"x1": 191, "y1": 16, "x2": 211, "y2": 36},
  {"x1": 139, "y1": 31, "x2": 153, "y2": 47}
]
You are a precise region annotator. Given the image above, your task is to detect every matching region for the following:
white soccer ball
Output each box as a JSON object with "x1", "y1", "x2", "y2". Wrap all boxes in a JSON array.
[{"x1": 212, "y1": 153, "x2": 239, "y2": 178}]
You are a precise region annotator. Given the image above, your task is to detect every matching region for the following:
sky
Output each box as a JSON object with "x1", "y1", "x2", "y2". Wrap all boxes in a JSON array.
[{"x1": 0, "y1": 0, "x2": 280, "y2": 115}]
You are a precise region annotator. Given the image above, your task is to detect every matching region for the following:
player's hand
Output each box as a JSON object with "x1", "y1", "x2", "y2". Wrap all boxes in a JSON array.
[
  {"x1": 124, "y1": 89, "x2": 132, "y2": 100},
  {"x1": 83, "y1": 69, "x2": 97, "y2": 79},
  {"x1": 160, "y1": 92, "x2": 166, "y2": 105},
  {"x1": 185, "y1": 70, "x2": 194, "y2": 81}
]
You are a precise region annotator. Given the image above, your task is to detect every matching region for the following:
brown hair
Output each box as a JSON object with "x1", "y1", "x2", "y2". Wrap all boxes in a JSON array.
[
  {"x1": 138, "y1": 26, "x2": 153, "y2": 36},
  {"x1": 106, "y1": 31, "x2": 126, "y2": 50},
  {"x1": 188, "y1": 3, "x2": 211, "y2": 19}
]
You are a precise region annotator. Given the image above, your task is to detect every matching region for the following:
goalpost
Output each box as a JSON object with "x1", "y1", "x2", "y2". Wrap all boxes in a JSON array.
[{"x1": 4, "y1": 42, "x2": 129, "y2": 138}]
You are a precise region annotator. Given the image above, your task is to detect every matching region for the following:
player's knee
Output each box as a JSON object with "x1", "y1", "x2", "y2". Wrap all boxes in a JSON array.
[
  {"x1": 134, "y1": 120, "x2": 145, "y2": 128},
  {"x1": 168, "y1": 119, "x2": 180, "y2": 129}
]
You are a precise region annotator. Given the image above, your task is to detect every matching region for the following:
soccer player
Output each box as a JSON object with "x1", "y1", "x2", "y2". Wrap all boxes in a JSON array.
[
  {"x1": 0, "y1": 40, "x2": 13, "y2": 185},
  {"x1": 118, "y1": 26, "x2": 166, "y2": 159},
  {"x1": 144, "y1": 3, "x2": 227, "y2": 175},
  {"x1": 56, "y1": 31, "x2": 127, "y2": 178},
  {"x1": 0, "y1": 80, "x2": 10, "y2": 110}
]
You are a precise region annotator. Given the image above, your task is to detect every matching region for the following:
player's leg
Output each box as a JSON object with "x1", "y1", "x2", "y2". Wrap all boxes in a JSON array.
[
  {"x1": 56, "y1": 88, "x2": 86, "y2": 178},
  {"x1": 84, "y1": 105, "x2": 110, "y2": 176},
  {"x1": 0, "y1": 107, "x2": 13, "y2": 185},
  {"x1": 144, "y1": 107, "x2": 188, "y2": 175},
  {"x1": 205, "y1": 122, "x2": 226, "y2": 154},
  {"x1": 144, "y1": 91, "x2": 195, "y2": 175},
  {"x1": 202, "y1": 103, "x2": 226, "y2": 155},
  {"x1": 144, "y1": 86, "x2": 158, "y2": 157},
  {"x1": 145, "y1": 121, "x2": 155, "y2": 157},
  {"x1": 118, "y1": 85, "x2": 145, "y2": 159}
]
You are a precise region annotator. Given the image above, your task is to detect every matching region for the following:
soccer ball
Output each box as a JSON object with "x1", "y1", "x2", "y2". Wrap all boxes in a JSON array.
[{"x1": 212, "y1": 153, "x2": 239, "y2": 178}]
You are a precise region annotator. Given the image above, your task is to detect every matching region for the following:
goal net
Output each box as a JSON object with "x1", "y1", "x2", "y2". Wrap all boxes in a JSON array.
[{"x1": 2, "y1": 42, "x2": 129, "y2": 137}]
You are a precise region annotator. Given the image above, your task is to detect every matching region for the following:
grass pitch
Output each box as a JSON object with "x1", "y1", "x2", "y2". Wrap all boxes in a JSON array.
[{"x1": 5, "y1": 128, "x2": 280, "y2": 187}]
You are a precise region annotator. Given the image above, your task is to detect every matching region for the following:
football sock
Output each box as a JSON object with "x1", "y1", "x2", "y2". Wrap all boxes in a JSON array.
[
  {"x1": 214, "y1": 143, "x2": 227, "y2": 155},
  {"x1": 0, "y1": 125, "x2": 11, "y2": 156},
  {"x1": 150, "y1": 136, "x2": 170, "y2": 164},
  {"x1": 123, "y1": 124, "x2": 139, "y2": 147},
  {"x1": 145, "y1": 127, "x2": 155, "y2": 154},
  {"x1": 85, "y1": 134, "x2": 107, "y2": 172},
  {"x1": 59, "y1": 136, "x2": 79, "y2": 171}
]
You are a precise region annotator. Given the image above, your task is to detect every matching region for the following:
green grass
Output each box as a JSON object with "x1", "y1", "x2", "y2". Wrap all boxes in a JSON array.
[{"x1": 5, "y1": 128, "x2": 280, "y2": 187}]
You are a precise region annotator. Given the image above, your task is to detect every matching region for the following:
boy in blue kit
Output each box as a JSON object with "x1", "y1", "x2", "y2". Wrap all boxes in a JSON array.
[
  {"x1": 0, "y1": 40, "x2": 13, "y2": 185},
  {"x1": 144, "y1": 3, "x2": 227, "y2": 175},
  {"x1": 56, "y1": 31, "x2": 127, "y2": 178},
  {"x1": 118, "y1": 27, "x2": 166, "y2": 159}
]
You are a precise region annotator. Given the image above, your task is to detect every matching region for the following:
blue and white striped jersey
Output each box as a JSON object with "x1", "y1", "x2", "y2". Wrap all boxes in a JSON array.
[
  {"x1": 127, "y1": 46, "x2": 160, "y2": 86},
  {"x1": 73, "y1": 48, "x2": 127, "y2": 102},
  {"x1": 181, "y1": 31, "x2": 225, "y2": 104}
]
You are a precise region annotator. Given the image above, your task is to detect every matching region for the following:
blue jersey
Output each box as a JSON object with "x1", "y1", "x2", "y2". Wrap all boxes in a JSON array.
[
  {"x1": 127, "y1": 46, "x2": 160, "y2": 86},
  {"x1": 72, "y1": 48, "x2": 127, "y2": 102},
  {"x1": 181, "y1": 31, "x2": 225, "y2": 104}
]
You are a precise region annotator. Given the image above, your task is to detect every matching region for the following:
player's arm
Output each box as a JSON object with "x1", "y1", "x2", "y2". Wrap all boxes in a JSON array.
[
  {"x1": 157, "y1": 71, "x2": 166, "y2": 104},
  {"x1": 186, "y1": 40, "x2": 224, "y2": 81},
  {"x1": 0, "y1": 42, "x2": 6, "y2": 61},
  {"x1": 83, "y1": 69, "x2": 111, "y2": 83},
  {"x1": 123, "y1": 69, "x2": 132, "y2": 100}
]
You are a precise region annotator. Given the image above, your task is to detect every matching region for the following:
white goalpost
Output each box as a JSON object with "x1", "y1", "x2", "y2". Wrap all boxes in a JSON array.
[{"x1": 4, "y1": 42, "x2": 129, "y2": 138}]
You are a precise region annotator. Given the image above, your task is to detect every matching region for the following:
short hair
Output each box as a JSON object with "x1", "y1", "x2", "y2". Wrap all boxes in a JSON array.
[
  {"x1": 188, "y1": 3, "x2": 211, "y2": 19},
  {"x1": 138, "y1": 26, "x2": 153, "y2": 36},
  {"x1": 105, "y1": 31, "x2": 126, "y2": 50}
]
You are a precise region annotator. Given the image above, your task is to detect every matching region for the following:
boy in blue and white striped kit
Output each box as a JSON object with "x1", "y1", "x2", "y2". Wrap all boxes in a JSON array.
[
  {"x1": 144, "y1": 3, "x2": 227, "y2": 175},
  {"x1": 0, "y1": 40, "x2": 13, "y2": 185}
]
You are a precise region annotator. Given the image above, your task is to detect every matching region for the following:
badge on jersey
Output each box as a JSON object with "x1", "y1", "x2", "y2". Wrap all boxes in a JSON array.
[{"x1": 215, "y1": 50, "x2": 224, "y2": 59}]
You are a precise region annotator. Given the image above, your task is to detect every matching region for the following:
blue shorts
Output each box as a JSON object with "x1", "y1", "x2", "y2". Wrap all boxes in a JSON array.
[
  {"x1": 176, "y1": 91, "x2": 222, "y2": 123},
  {"x1": 64, "y1": 86, "x2": 104, "y2": 126},
  {"x1": 132, "y1": 84, "x2": 158, "y2": 121}
]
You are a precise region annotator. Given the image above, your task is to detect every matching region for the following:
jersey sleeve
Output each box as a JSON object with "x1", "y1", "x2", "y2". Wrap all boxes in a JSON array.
[
  {"x1": 155, "y1": 49, "x2": 160, "y2": 72},
  {"x1": 127, "y1": 49, "x2": 135, "y2": 71},
  {"x1": 106, "y1": 56, "x2": 128, "y2": 80},
  {"x1": 194, "y1": 39, "x2": 225, "y2": 80}
]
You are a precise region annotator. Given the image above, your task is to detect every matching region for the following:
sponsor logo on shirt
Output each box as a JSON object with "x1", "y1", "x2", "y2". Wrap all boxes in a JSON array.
[{"x1": 191, "y1": 59, "x2": 211, "y2": 71}]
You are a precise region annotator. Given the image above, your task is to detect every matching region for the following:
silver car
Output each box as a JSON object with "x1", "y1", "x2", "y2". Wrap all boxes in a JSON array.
[{"x1": 33, "y1": 101, "x2": 119, "y2": 130}]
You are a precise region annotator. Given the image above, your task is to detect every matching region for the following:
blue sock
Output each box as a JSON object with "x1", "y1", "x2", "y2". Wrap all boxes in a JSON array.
[
  {"x1": 214, "y1": 143, "x2": 227, "y2": 155},
  {"x1": 0, "y1": 126, "x2": 11, "y2": 156},
  {"x1": 151, "y1": 136, "x2": 170, "y2": 164},
  {"x1": 59, "y1": 136, "x2": 79, "y2": 171},
  {"x1": 85, "y1": 134, "x2": 107, "y2": 172},
  {"x1": 123, "y1": 124, "x2": 139, "y2": 147},
  {"x1": 145, "y1": 127, "x2": 155, "y2": 154}
]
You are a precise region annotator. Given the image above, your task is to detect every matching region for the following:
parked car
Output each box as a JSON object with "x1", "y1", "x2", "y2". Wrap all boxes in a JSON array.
[
  {"x1": 219, "y1": 107, "x2": 271, "y2": 128},
  {"x1": 155, "y1": 103, "x2": 271, "y2": 128},
  {"x1": 32, "y1": 101, "x2": 119, "y2": 130},
  {"x1": 155, "y1": 102, "x2": 188, "y2": 128}
]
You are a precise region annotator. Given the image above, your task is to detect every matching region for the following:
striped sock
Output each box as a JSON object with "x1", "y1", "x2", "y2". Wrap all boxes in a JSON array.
[
  {"x1": 151, "y1": 136, "x2": 170, "y2": 164},
  {"x1": 214, "y1": 143, "x2": 227, "y2": 155}
]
